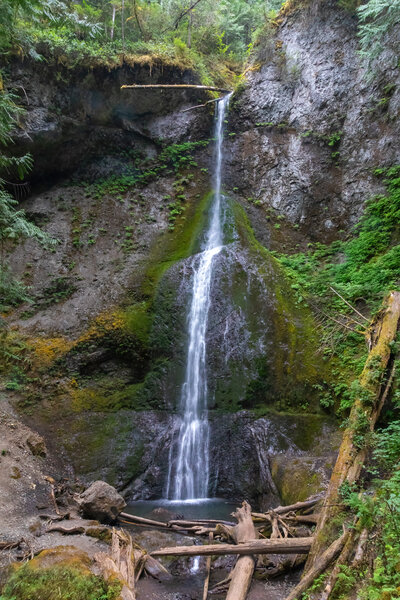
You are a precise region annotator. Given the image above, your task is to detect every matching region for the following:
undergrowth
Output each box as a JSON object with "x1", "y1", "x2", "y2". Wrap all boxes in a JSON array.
[
  {"x1": 274, "y1": 166, "x2": 400, "y2": 412},
  {"x1": 338, "y1": 419, "x2": 400, "y2": 599},
  {"x1": 77, "y1": 140, "x2": 208, "y2": 200}
]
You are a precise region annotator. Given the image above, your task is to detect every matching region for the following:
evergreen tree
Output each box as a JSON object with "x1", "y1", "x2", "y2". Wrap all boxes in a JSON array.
[{"x1": 0, "y1": 84, "x2": 54, "y2": 308}]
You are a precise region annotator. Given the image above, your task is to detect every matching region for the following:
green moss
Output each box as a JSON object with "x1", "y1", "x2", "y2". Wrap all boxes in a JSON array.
[
  {"x1": 70, "y1": 381, "x2": 147, "y2": 412},
  {"x1": 142, "y1": 191, "x2": 211, "y2": 298},
  {"x1": 1, "y1": 558, "x2": 121, "y2": 600},
  {"x1": 85, "y1": 527, "x2": 112, "y2": 543},
  {"x1": 59, "y1": 411, "x2": 142, "y2": 486},
  {"x1": 123, "y1": 302, "x2": 152, "y2": 346}
]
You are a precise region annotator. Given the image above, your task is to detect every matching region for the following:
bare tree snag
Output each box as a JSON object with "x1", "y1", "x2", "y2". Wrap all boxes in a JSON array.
[
  {"x1": 94, "y1": 529, "x2": 136, "y2": 600},
  {"x1": 225, "y1": 501, "x2": 258, "y2": 600},
  {"x1": 121, "y1": 84, "x2": 231, "y2": 93},
  {"x1": 285, "y1": 531, "x2": 350, "y2": 600},
  {"x1": 151, "y1": 537, "x2": 313, "y2": 557},
  {"x1": 305, "y1": 291, "x2": 400, "y2": 572}
]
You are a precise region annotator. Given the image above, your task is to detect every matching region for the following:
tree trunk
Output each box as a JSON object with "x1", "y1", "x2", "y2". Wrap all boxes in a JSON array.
[
  {"x1": 305, "y1": 292, "x2": 400, "y2": 572},
  {"x1": 121, "y1": 0, "x2": 125, "y2": 50},
  {"x1": 110, "y1": 4, "x2": 116, "y2": 40}
]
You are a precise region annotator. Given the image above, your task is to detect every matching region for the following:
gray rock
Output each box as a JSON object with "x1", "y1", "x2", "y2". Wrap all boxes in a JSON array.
[
  {"x1": 227, "y1": 0, "x2": 400, "y2": 242},
  {"x1": 78, "y1": 480, "x2": 126, "y2": 523}
]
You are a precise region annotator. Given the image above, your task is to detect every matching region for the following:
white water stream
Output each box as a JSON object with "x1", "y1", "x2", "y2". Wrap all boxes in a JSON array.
[{"x1": 166, "y1": 93, "x2": 232, "y2": 500}]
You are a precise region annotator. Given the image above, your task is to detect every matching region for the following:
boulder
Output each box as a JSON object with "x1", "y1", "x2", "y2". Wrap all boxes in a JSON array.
[
  {"x1": 78, "y1": 481, "x2": 126, "y2": 523},
  {"x1": 26, "y1": 433, "x2": 47, "y2": 457}
]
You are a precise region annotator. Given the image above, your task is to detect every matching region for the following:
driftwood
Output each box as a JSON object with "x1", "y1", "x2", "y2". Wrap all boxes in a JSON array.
[
  {"x1": 121, "y1": 84, "x2": 231, "y2": 93},
  {"x1": 47, "y1": 524, "x2": 85, "y2": 535},
  {"x1": 151, "y1": 537, "x2": 313, "y2": 557},
  {"x1": 119, "y1": 512, "x2": 169, "y2": 528},
  {"x1": 306, "y1": 291, "x2": 400, "y2": 571},
  {"x1": 285, "y1": 531, "x2": 350, "y2": 600},
  {"x1": 39, "y1": 513, "x2": 69, "y2": 521},
  {"x1": 256, "y1": 554, "x2": 306, "y2": 580},
  {"x1": 226, "y1": 501, "x2": 258, "y2": 600}
]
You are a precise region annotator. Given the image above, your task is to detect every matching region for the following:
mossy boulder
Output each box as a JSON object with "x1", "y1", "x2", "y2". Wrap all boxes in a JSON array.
[
  {"x1": 0, "y1": 546, "x2": 122, "y2": 600},
  {"x1": 270, "y1": 454, "x2": 331, "y2": 506}
]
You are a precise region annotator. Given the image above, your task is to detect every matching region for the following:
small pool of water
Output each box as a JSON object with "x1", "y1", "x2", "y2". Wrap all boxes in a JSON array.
[{"x1": 125, "y1": 498, "x2": 238, "y2": 523}]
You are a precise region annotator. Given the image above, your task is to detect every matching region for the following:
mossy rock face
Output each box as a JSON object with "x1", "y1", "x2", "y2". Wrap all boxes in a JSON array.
[{"x1": 201, "y1": 200, "x2": 325, "y2": 412}]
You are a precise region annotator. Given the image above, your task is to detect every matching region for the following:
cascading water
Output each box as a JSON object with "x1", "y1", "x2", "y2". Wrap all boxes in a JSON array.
[{"x1": 166, "y1": 93, "x2": 232, "y2": 501}]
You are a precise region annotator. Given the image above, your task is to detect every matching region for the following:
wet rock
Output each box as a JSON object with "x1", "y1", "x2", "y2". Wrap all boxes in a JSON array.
[
  {"x1": 78, "y1": 480, "x2": 126, "y2": 523},
  {"x1": 26, "y1": 433, "x2": 47, "y2": 457}
]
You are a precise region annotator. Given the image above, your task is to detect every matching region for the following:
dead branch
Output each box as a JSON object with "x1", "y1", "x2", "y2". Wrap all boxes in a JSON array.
[
  {"x1": 47, "y1": 524, "x2": 85, "y2": 535},
  {"x1": 329, "y1": 286, "x2": 369, "y2": 322},
  {"x1": 182, "y1": 98, "x2": 221, "y2": 112},
  {"x1": 0, "y1": 539, "x2": 23, "y2": 550}
]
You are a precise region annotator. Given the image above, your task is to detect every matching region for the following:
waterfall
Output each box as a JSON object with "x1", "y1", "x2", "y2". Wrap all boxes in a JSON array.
[{"x1": 166, "y1": 93, "x2": 232, "y2": 500}]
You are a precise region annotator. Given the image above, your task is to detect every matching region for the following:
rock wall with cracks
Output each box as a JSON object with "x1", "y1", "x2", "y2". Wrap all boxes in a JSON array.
[{"x1": 226, "y1": 0, "x2": 400, "y2": 244}]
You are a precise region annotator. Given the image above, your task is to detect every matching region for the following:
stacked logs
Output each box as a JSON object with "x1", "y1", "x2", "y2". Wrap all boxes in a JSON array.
[{"x1": 122, "y1": 498, "x2": 319, "y2": 600}]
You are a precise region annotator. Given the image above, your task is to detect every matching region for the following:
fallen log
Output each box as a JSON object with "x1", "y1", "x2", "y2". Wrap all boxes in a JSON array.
[
  {"x1": 168, "y1": 518, "x2": 235, "y2": 527},
  {"x1": 319, "y1": 528, "x2": 357, "y2": 600},
  {"x1": 305, "y1": 291, "x2": 400, "y2": 571},
  {"x1": 119, "y1": 512, "x2": 169, "y2": 528},
  {"x1": 121, "y1": 84, "x2": 231, "y2": 93},
  {"x1": 285, "y1": 531, "x2": 350, "y2": 600},
  {"x1": 151, "y1": 537, "x2": 313, "y2": 557}
]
